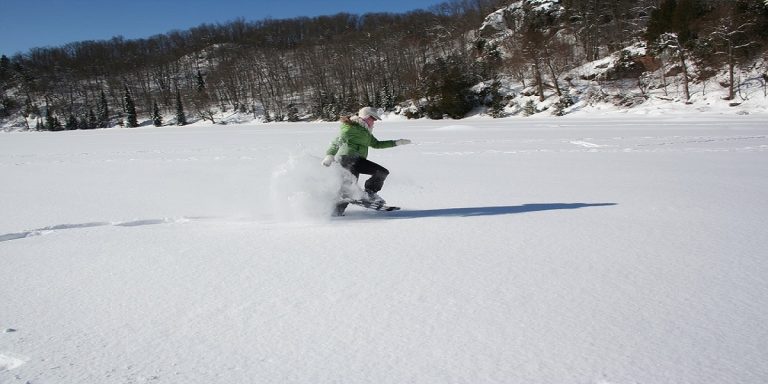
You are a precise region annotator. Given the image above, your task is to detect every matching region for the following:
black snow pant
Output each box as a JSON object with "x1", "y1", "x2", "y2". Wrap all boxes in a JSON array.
[
  {"x1": 334, "y1": 155, "x2": 389, "y2": 215},
  {"x1": 339, "y1": 155, "x2": 390, "y2": 193}
]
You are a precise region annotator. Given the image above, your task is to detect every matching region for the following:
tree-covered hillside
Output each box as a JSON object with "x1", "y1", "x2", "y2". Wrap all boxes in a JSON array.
[{"x1": 1, "y1": 0, "x2": 767, "y2": 130}]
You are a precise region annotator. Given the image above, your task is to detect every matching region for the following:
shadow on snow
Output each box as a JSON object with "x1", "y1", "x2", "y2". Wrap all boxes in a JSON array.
[
  {"x1": 0, "y1": 204, "x2": 618, "y2": 243},
  {"x1": 346, "y1": 203, "x2": 617, "y2": 219}
]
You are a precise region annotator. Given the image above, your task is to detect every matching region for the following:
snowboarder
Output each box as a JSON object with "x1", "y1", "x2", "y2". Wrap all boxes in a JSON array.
[{"x1": 321, "y1": 106, "x2": 412, "y2": 216}]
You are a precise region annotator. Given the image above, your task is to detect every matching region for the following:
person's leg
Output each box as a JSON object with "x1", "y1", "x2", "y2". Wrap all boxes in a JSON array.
[{"x1": 350, "y1": 158, "x2": 389, "y2": 193}]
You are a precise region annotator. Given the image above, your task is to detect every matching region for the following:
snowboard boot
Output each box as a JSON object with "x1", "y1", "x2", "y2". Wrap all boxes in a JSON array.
[
  {"x1": 332, "y1": 202, "x2": 349, "y2": 217},
  {"x1": 363, "y1": 190, "x2": 386, "y2": 205}
]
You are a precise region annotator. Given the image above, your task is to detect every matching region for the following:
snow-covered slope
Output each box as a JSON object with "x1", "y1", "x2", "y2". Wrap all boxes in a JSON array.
[
  {"x1": 2, "y1": 115, "x2": 767, "y2": 383},
  {"x1": 479, "y1": 0, "x2": 564, "y2": 39}
]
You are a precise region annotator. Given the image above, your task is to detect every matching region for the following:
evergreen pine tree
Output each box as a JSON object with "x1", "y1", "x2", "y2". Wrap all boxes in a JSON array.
[
  {"x1": 0, "y1": 55, "x2": 10, "y2": 83},
  {"x1": 97, "y1": 90, "x2": 109, "y2": 128},
  {"x1": 383, "y1": 84, "x2": 396, "y2": 111},
  {"x1": 523, "y1": 99, "x2": 537, "y2": 116},
  {"x1": 152, "y1": 100, "x2": 163, "y2": 127},
  {"x1": 175, "y1": 91, "x2": 187, "y2": 126},
  {"x1": 66, "y1": 114, "x2": 78, "y2": 130},
  {"x1": 44, "y1": 103, "x2": 55, "y2": 131},
  {"x1": 421, "y1": 55, "x2": 476, "y2": 119},
  {"x1": 88, "y1": 108, "x2": 97, "y2": 129},
  {"x1": 488, "y1": 80, "x2": 506, "y2": 118},
  {"x1": 45, "y1": 112, "x2": 62, "y2": 131},
  {"x1": 124, "y1": 86, "x2": 138, "y2": 128},
  {"x1": 552, "y1": 95, "x2": 575, "y2": 116},
  {"x1": 44, "y1": 114, "x2": 54, "y2": 131},
  {"x1": 78, "y1": 115, "x2": 89, "y2": 130},
  {"x1": 196, "y1": 71, "x2": 205, "y2": 92}
]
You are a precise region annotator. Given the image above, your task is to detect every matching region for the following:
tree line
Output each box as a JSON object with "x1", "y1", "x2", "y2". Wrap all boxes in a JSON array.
[{"x1": 1, "y1": 0, "x2": 766, "y2": 130}]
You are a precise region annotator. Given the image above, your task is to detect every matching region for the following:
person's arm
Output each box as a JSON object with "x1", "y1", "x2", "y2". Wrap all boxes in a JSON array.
[
  {"x1": 369, "y1": 133, "x2": 411, "y2": 149},
  {"x1": 369, "y1": 134, "x2": 397, "y2": 149},
  {"x1": 326, "y1": 136, "x2": 341, "y2": 156},
  {"x1": 322, "y1": 136, "x2": 341, "y2": 166}
]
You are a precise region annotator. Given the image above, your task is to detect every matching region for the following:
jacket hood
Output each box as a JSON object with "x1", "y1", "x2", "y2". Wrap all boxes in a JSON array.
[{"x1": 340, "y1": 115, "x2": 373, "y2": 132}]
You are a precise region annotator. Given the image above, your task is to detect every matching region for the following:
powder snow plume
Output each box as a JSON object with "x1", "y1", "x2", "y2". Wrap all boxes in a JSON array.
[{"x1": 270, "y1": 152, "x2": 343, "y2": 221}]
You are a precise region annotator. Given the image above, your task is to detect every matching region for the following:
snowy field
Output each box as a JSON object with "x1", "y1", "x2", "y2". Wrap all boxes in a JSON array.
[{"x1": 1, "y1": 115, "x2": 768, "y2": 383}]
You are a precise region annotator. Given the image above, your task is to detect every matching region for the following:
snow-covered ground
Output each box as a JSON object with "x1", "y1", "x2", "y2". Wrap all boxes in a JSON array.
[{"x1": 2, "y1": 114, "x2": 767, "y2": 383}]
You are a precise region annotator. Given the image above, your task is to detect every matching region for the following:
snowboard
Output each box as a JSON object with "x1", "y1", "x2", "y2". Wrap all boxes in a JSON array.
[{"x1": 341, "y1": 198, "x2": 401, "y2": 212}]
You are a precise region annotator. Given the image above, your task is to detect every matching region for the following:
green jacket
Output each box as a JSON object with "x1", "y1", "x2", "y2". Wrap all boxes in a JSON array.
[{"x1": 325, "y1": 116, "x2": 396, "y2": 159}]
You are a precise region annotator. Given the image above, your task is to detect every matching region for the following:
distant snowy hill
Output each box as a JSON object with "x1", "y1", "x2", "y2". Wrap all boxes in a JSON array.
[{"x1": 1, "y1": 0, "x2": 767, "y2": 132}]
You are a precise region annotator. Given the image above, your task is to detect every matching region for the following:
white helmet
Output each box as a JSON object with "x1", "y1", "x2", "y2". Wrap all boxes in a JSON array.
[{"x1": 358, "y1": 106, "x2": 381, "y2": 121}]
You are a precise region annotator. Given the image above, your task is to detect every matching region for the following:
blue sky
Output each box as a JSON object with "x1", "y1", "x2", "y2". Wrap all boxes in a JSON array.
[{"x1": 0, "y1": 0, "x2": 448, "y2": 56}]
